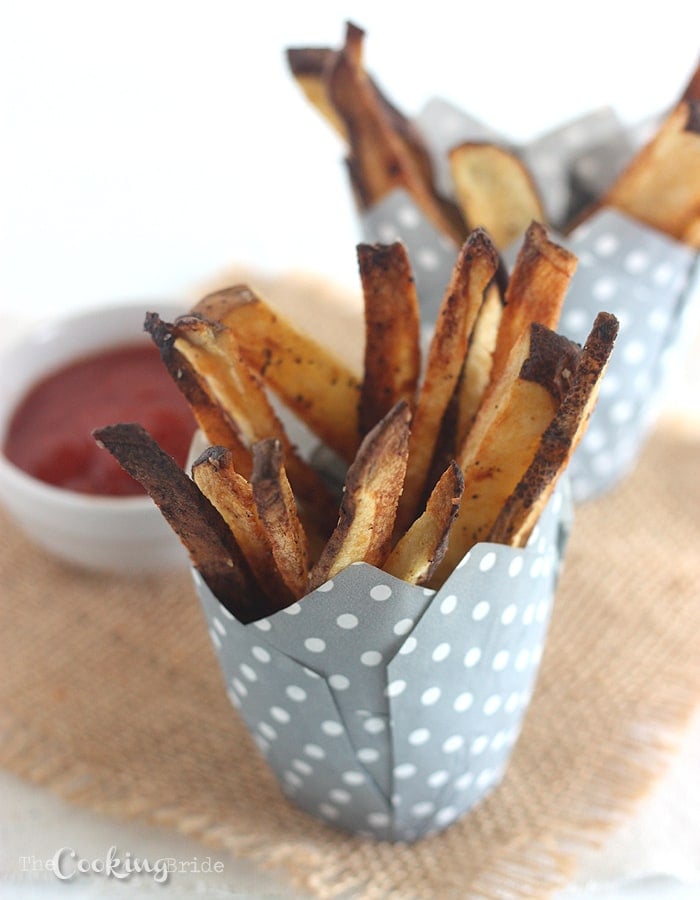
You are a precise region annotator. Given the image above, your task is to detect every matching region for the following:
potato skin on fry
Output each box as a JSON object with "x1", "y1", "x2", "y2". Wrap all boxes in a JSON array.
[
  {"x1": 93, "y1": 423, "x2": 276, "y2": 623},
  {"x1": 145, "y1": 312, "x2": 253, "y2": 476},
  {"x1": 167, "y1": 311, "x2": 339, "y2": 535},
  {"x1": 488, "y1": 221, "x2": 577, "y2": 389},
  {"x1": 251, "y1": 438, "x2": 311, "y2": 600},
  {"x1": 286, "y1": 46, "x2": 348, "y2": 140},
  {"x1": 192, "y1": 445, "x2": 294, "y2": 605},
  {"x1": 325, "y1": 22, "x2": 465, "y2": 245},
  {"x1": 384, "y1": 461, "x2": 464, "y2": 586},
  {"x1": 397, "y1": 229, "x2": 499, "y2": 530},
  {"x1": 357, "y1": 241, "x2": 421, "y2": 436},
  {"x1": 308, "y1": 401, "x2": 411, "y2": 591},
  {"x1": 488, "y1": 312, "x2": 618, "y2": 547},
  {"x1": 194, "y1": 285, "x2": 362, "y2": 463}
]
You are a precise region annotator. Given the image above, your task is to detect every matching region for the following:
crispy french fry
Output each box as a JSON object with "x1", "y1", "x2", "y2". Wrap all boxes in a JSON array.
[
  {"x1": 453, "y1": 283, "x2": 505, "y2": 451},
  {"x1": 433, "y1": 323, "x2": 581, "y2": 580},
  {"x1": 488, "y1": 221, "x2": 577, "y2": 390},
  {"x1": 171, "y1": 314, "x2": 282, "y2": 445},
  {"x1": 168, "y1": 312, "x2": 338, "y2": 533},
  {"x1": 251, "y1": 439, "x2": 311, "y2": 599},
  {"x1": 489, "y1": 312, "x2": 618, "y2": 547},
  {"x1": 194, "y1": 285, "x2": 362, "y2": 463},
  {"x1": 93, "y1": 423, "x2": 276, "y2": 623},
  {"x1": 449, "y1": 142, "x2": 547, "y2": 250},
  {"x1": 145, "y1": 312, "x2": 253, "y2": 476},
  {"x1": 357, "y1": 241, "x2": 421, "y2": 435},
  {"x1": 287, "y1": 31, "x2": 466, "y2": 240},
  {"x1": 384, "y1": 461, "x2": 464, "y2": 586},
  {"x1": 191, "y1": 445, "x2": 293, "y2": 604},
  {"x1": 397, "y1": 229, "x2": 499, "y2": 529},
  {"x1": 286, "y1": 46, "x2": 347, "y2": 139},
  {"x1": 325, "y1": 22, "x2": 465, "y2": 244},
  {"x1": 308, "y1": 401, "x2": 411, "y2": 590},
  {"x1": 602, "y1": 100, "x2": 700, "y2": 246}
]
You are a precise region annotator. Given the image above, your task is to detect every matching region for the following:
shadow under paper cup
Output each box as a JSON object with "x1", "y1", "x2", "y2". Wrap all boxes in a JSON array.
[{"x1": 194, "y1": 480, "x2": 571, "y2": 842}]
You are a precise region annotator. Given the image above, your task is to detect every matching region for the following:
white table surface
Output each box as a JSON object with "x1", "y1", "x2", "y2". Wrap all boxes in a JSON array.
[{"x1": 2, "y1": 3, "x2": 700, "y2": 896}]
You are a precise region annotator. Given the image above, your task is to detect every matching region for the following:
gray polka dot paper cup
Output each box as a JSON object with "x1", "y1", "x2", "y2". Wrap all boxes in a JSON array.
[
  {"x1": 194, "y1": 480, "x2": 571, "y2": 843},
  {"x1": 361, "y1": 100, "x2": 700, "y2": 503},
  {"x1": 548, "y1": 210, "x2": 700, "y2": 501}
]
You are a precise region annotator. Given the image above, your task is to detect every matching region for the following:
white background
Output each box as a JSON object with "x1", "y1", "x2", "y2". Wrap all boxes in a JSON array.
[
  {"x1": 1, "y1": 2, "x2": 699, "y2": 898},
  {"x1": 1, "y1": 0, "x2": 699, "y2": 320}
]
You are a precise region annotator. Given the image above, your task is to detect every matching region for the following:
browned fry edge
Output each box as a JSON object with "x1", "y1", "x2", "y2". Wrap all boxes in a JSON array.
[
  {"x1": 191, "y1": 445, "x2": 296, "y2": 607},
  {"x1": 397, "y1": 228, "x2": 499, "y2": 528},
  {"x1": 251, "y1": 438, "x2": 311, "y2": 600},
  {"x1": 385, "y1": 460, "x2": 464, "y2": 586},
  {"x1": 326, "y1": 22, "x2": 465, "y2": 245},
  {"x1": 308, "y1": 400, "x2": 411, "y2": 590},
  {"x1": 144, "y1": 311, "x2": 253, "y2": 476},
  {"x1": 488, "y1": 312, "x2": 619, "y2": 546},
  {"x1": 93, "y1": 423, "x2": 276, "y2": 623},
  {"x1": 357, "y1": 241, "x2": 421, "y2": 435}
]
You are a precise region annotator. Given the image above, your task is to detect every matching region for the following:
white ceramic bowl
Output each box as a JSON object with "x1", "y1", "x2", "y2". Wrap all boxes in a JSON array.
[{"x1": 0, "y1": 302, "x2": 191, "y2": 574}]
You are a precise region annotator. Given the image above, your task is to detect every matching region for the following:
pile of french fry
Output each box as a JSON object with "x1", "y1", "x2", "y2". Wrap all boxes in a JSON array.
[
  {"x1": 95, "y1": 221, "x2": 617, "y2": 624},
  {"x1": 288, "y1": 23, "x2": 700, "y2": 250}
]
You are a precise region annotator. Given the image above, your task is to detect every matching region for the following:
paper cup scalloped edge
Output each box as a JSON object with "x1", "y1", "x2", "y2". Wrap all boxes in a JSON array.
[{"x1": 194, "y1": 478, "x2": 571, "y2": 842}]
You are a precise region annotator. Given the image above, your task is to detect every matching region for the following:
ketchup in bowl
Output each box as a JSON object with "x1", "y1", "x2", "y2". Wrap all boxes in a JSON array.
[{"x1": 4, "y1": 342, "x2": 196, "y2": 496}]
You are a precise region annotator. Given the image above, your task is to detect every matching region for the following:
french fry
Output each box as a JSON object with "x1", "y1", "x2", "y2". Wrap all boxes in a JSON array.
[
  {"x1": 308, "y1": 401, "x2": 411, "y2": 590},
  {"x1": 191, "y1": 445, "x2": 293, "y2": 604},
  {"x1": 113, "y1": 210, "x2": 619, "y2": 610},
  {"x1": 145, "y1": 312, "x2": 253, "y2": 476},
  {"x1": 286, "y1": 46, "x2": 347, "y2": 140},
  {"x1": 357, "y1": 241, "x2": 421, "y2": 435},
  {"x1": 170, "y1": 314, "x2": 283, "y2": 445},
  {"x1": 287, "y1": 43, "x2": 432, "y2": 177},
  {"x1": 384, "y1": 461, "x2": 464, "y2": 586},
  {"x1": 488, "y1": 221, "x2": 578, "y2": 390},
  {"x1": 453, "y1": 283, "x2": 505, "y2": 451},
  {"x1": 601, "y1": 100, "x2": 700, "y2": 247},
  {"x1": 489, "y1": 312, "x2": 618, "y2": 547},
  {"x1": 433, "y1": 323, "x2": 582, "y2": 581},
  {"x1": 324, "y1": 22, "x2": 465, "y2": 245},
  {"x1": 93, "y1": 423, "x2": 277, "y2": 623},
  {"x1": 449, "y1": 143, "x2": 547, "y2": 250},
  {"x1": 397, "y1": 229, "x2": 499, "y2": 529},
  {"x1": 194, "y1": 285, "x2": 362, "y2": 463},
  {"x1": 165, "y1": 312, "x2": 338, "y2": 534},
  {"x1": 251, "y1": 439, "x2": 311, "y2": 599}
]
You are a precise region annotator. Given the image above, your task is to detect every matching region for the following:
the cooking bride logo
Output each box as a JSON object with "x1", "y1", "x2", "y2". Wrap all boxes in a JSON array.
[{"x1": 19, "y1": 846, "x2": 225, "y2": 884}]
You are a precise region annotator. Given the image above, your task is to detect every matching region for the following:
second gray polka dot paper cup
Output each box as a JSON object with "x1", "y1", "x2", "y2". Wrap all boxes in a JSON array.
[
  {"x1": 361, "y1": 100, "x2": 700, "y2": 503},
  {"x1": 194, "y1": 480, "x2": 571, "y2": 843},
  {"x1": 546, "y1": 210, "x2": 700, "y2": 501}
]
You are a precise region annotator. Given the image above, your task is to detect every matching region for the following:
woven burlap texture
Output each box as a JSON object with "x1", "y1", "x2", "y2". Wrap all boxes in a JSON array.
[{"x1": 1, "y1": 419, "x2": 699, "y2": 899}]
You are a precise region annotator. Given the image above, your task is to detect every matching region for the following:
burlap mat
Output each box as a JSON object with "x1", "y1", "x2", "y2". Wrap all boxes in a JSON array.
[
  {"x1": 1, "y1": 265, "x2": 699, "y2": 898},
  {"x1": 1, "y1": 420, "x2": 698, "y2": 898}
]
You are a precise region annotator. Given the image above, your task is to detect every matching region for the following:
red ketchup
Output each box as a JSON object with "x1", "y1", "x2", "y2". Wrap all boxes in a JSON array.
[{"x1": 4, "y1": 342, "x2": 196, "y2": 496}]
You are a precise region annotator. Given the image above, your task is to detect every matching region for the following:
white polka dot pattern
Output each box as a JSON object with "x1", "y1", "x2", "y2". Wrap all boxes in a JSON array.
[
  {"x1": 193, "y1": 479, "x2": 570, "y2": 842},
  {"x1": 553, "y1": 210, "x2": 697, "y2": 501}
]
